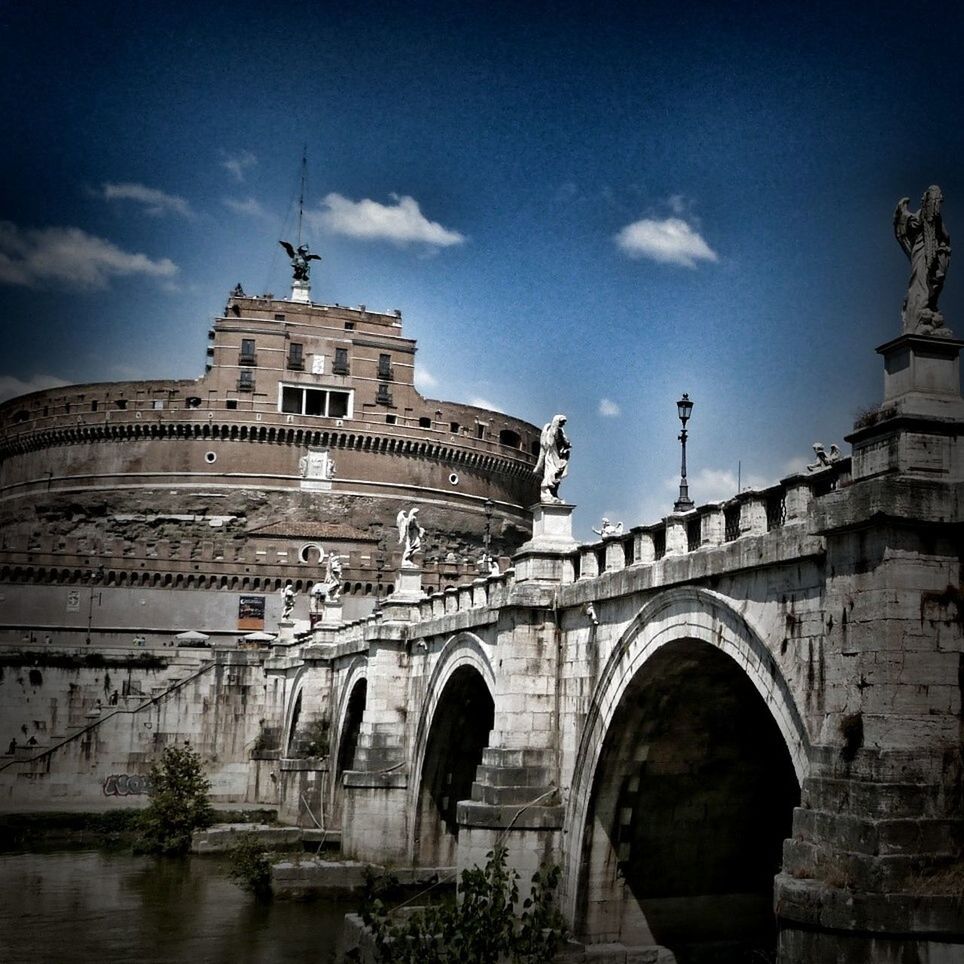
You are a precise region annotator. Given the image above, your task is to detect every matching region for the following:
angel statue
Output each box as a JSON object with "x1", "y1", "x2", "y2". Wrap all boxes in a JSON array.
[
  {"x1": 534, "y1": 414, "x2": 571, "y2": 503},
  {"x1": 309, "y1": 552, "x2": 344, "y2": 611},
  {"x1": 279, "y1": 240, "x2": 322, "y2": 283},
  {"x1": 397, "y1": 507, "x2": 425, "y2": 568},
  {"x1": 894, "y1": 186, "x2": 951, "y2": 334},
  {"x1": 807, "y1": 442, "x2": 841, "y2": 472},
  {"x1": 280, "y1": 582, "x2": 297, "y2": 620}
]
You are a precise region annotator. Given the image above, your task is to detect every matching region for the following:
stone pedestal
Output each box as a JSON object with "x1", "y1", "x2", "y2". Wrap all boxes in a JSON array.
[
  {"x1": 848, "y1": 332, "x2": 964, "y2": 482},
  {"x1": 513, "y1": 502, "x2": 578, "y2": 584},
  {"x1": 290, "y1": 280, "x2": 310, "y2": 304},
  {"x1": 387, "y1": 566, "x2": 425, "y2": 603},
  {"x1": 877, "y1": 332, "x2": 964, "y2": 419},
  {"x1": 275, "y1": 619, "x2": 295, "y2": 645}
]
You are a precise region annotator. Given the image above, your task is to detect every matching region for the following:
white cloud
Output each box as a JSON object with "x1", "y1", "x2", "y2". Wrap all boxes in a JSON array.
[
  {"x1": 222, "y1": 197, "x2": 269, "y2": 219},
  {"x1": 311, "y1": 193, "x2": 466, "y2": 247},
  {"x1": 100, "y1": 182, "x2": 193, "y2": 218},
  {"x1": 0, "y1": 373, "x2": 70, "y2": 403},
  {"x1": 615, "y1": 216, "x2": 717, "y2": 268},
  {"x1": 0, "y1": 222, "x2": 178, "y2": 290},
  {"x1": 221, "y1": 150, "x2": 257, "y2": 183},
  {"x1": 598, "y1": 398, "x2": 621, "y2": 417},
  {"x1": 469, "y1": 396, "x2": 503, "y2": 412},
  {"x1": 662, "y1": 466, "x2": 772, "y2": 505},
  {"x1": 414, "y1": 367, "x2": 439, "y2": 392}
]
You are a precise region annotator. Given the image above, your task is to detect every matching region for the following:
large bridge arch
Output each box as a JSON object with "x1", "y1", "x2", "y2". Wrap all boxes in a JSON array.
[
  {"x1": 409, "y1": 632, "x2": 496, "y2": 867},
  {"x1": 563, "y1": 587, "x2": 810, "y2": 958}
]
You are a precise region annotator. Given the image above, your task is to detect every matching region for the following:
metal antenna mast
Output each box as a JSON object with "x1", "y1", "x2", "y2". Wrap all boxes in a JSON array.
[{"x1": 297, "y1": 145, "x2": 307, "y2": 245}]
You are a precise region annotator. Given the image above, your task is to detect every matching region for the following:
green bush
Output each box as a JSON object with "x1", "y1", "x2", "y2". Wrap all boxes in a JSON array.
[
  {"x1": 228, "y1": 833, "x2": 273, "y2": 898},
  {"x1": 138, "y1": 742, "x2": 215, "y2": 855},
  {"x1": 359, "y1": 846, "x2": 565, "y2": 963}
]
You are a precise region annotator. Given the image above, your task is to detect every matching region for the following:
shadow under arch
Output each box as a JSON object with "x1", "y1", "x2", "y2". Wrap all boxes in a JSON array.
[
  {"x1": 563, "y1": 586, "x2": 810, "y2": 959},
  {"x1": 329, "y1": 658, "x2": 368, "y2": 830},
  {"x1": 408, "y1": 632, "x2": 496, "y2": 867}
]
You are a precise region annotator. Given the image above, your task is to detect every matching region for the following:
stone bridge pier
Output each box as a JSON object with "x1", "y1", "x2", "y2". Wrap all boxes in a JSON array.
[{"x1": 275, "y1": 329, "x2": 962, "y2": 962}]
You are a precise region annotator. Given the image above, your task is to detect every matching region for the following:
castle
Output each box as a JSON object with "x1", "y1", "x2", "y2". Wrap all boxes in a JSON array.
[{"x1": 0, "y1": 271, "x2": 540, "y2": 642}]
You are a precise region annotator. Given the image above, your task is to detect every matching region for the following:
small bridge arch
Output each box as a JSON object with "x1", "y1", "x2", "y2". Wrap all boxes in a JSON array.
[
  {"x1": 409, "y1": 632, "x2": 496, "y2": 867},
  {"x1": 329, "y1": 658, "x2": 368, "y2": 829}
]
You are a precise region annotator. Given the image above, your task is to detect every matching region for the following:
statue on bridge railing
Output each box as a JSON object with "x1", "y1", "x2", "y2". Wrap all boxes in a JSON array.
[
  {"x1": 309, "y1": 552, "x2": 343, "y2": 611},
  {"x1": 535, "y1": 413, "x2": 571, "y2": 503},
  {"x1": 397, "y1": 507, "x2": 425, "y2": 568},
  {"x1": 894, "y1": 185, "x2": 952, "y2": 335},
  {"x1": 280, "y1": 582, "x2": 297, "y2": 620}
]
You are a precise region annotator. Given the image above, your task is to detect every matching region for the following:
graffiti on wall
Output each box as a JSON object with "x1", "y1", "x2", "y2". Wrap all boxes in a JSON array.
[{"x1": 102, "y1": 773, "x2": 152, "y2": 796}]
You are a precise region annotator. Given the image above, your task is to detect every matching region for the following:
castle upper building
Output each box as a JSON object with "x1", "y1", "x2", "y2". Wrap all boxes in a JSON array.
[{"x1": 0, "y1": 281, "x2": 540, "y2": 633}]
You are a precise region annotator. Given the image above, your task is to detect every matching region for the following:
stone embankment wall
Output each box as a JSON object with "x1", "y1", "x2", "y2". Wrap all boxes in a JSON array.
[{"x1": 0, "y1": 649, "x2": 269, "y2": 808}]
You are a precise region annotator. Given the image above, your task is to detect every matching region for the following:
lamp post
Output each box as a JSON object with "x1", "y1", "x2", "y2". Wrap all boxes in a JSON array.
[{"x1": 674, "y1": 394, "x2": 695, "y2": 512}]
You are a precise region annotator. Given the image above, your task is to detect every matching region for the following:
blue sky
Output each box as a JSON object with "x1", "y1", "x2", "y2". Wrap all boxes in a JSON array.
[{"x1": 1, "y1": 1, "x2": 962, "y2": 538}]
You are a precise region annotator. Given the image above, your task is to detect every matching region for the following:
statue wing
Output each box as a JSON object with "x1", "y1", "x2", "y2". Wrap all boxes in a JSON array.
[
  {"x1": 307, "y1": 253, "x2": 322, "y2": 261},
  {"x1": 893, "y1": 199, "x2": 913, "y2": 257},
  {"x1": 279, "y1": 240, "x2": 296, "y2": 259},
  {"x1": 396, "y1": 509, "x2": 408, "y2": 542}
]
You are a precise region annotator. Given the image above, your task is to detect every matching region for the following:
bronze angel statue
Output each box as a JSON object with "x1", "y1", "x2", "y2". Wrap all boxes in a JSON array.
[
  {"x1": 279, "y1": 240, "x2": 322, "y2": 283},
  {"x1": 893, "y1": 186, "x2": 951, "y2": 334}
]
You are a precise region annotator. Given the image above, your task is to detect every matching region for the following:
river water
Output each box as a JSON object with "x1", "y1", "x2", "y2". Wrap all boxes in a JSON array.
[{"x1": 0, "y1": 850, "x2": 356, "y2": 964}]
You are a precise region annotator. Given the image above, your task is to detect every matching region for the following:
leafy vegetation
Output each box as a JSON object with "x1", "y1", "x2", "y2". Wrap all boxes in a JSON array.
[
  {"x1": 228, "y1": 833, "x2": 273, "y2": 898},
  {"x1": 356, "y1": 846, "x2": 565, "y2": 963},
  {"x1": 138, "y1": 742, "x2": 215, "y2": 855},
  {"x1": 292, "y1": 716, "x2": 331, "y2": 758}
]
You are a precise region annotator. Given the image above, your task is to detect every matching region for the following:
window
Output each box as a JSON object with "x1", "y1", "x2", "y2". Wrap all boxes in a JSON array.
[
  {"x1": 344, "y1": 321, "x2": 355, "y2": 331},
  {"x1": 152, "y1": 399, "x2": 165, "y2": 410},
  {"x1": 287, "y1": 343, "x2": 304, "y2": 369},
  {"x1": 226, "y1": 399, "x2": 238, "y2": 410},
  {"x1": 114, "y1": 399, "x2": 127, "y2": 410},
  {"x1": 185, "y1": 396, "x2": 202, "y2": 408},
  {"x1": 499, "y1": 429, "x2": 521, "y2": 448},
  {"x1": 42, "y1": 406, "x2": 48, "y2": 417},
  {"x1": 450, "y1": 421, "x2": 460, "y2": 433},
  {"x1": 418, "y1": 416, "x2": 432, "y2": 428},
  {"x1": 240, "y1": 338, "x2": 256, "y2": 364},
  {"x1": 378, "y1": 353, "x2": 392, "y2": 379},
  {"x1": 278, "y1": 385, "x2": 352, "y2": 418},
  {"x1": 274, "y1": 313, "x2": 285, "y2": 321},
  {"x1": 238, "y1": 370, "x2": 254, "y2": 392},
  {"x1": 376, "y1": 383, "x2": 392, "y2": 405},
  {"x1": 333, "y1": 348, "x2": 350, "y2": 374},
  {"x1": 476, "y1": 423, "x2": 485, "y2": 439},
  {"x1": 90, "y1": 401, "x2": 98, "y2": 412},
  {"x1": 386, "y1": 414, "x2": 397, "y2": 424}
]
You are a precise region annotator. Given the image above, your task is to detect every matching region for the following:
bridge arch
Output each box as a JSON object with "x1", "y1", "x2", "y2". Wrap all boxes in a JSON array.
[
  {"x1": 409, "y1": 632, "x2": 495, "y2": 867},
  {"x1": 329, "y1": 659, "x2": 368, "y2": 829},
  {"x1": 563, "y1": 586, "x2": 809, "y2": 957}
]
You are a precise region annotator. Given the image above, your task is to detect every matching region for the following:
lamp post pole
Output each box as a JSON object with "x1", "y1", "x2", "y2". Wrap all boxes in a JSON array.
[{"x1": 674, "y1": 394, "x2": 695, "y2": 512}]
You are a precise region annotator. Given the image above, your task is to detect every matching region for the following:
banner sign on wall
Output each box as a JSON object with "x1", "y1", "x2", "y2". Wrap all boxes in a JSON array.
[{"x1": 238, "y1": 595, "x2": 266, "y2": 630}]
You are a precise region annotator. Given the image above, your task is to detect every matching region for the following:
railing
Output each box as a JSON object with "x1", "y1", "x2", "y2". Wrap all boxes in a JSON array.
[
  {"x1": 286, "y1": 356, "x2": 304, "y2": 371},
  {"x1": 238, "y1": 353, "x2": 258, "y2": 366}
]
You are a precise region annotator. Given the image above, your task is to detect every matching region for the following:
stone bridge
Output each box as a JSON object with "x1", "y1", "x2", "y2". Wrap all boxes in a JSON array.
[{"x1": 265, "y1": 332, "x2": 964, "y2": 963}]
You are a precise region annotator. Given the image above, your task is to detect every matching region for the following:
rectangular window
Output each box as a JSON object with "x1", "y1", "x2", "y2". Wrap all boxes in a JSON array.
[
  {"x1": 281, "y1": 387, "x2": 302, "y2": 414},
  {"x1": 278, "y1": 385, "x2": 353, "y2": 418},
  {"x1": 152, "y1": 399, "x2": 165, "y2": 410},
  {"x1": 378, "y1": 353, "x2": 392, "y2": 378},
  {"x1": 91, "y1": 401, "x2": 98, "y2": 412},
  {"x1": 333, "y1": 348, "x2": 349, "y2": 375},
  {"x1": 240, "y1": 338, "x2": 256, "y2": 362},
  {"x1": 328, "y1": 391, "x2": 349, "y2": 417},
  {"x1": 287, "y1": 343, "x2": 304, "y2": 370},
  {"x1": 344, "y1": 321, "x2": 355, "y2": 331},
  {"x1": 304, "y1": 389, "x2": 325, "y2": 416},
  {"x1": 238, "y1": 371, "x2": 254, "y2": 392},
  {"x1": 226, "y1": 399, "x2": 238, "y2": 410},
  {"x1": 476, "y1": 423, "x2": 485, "y2": 439},
  {"x1": 376, "y1": 383, "x2": 392, "y2": 404},
  {"x1": 450, "y1": 421, "x2": 459, "y2": 433}
]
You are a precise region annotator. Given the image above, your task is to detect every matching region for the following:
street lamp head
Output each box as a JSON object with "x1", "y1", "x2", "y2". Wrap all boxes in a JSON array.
[{"x1": 677, "y1": 393, "x2": 694, "y2": 425}]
